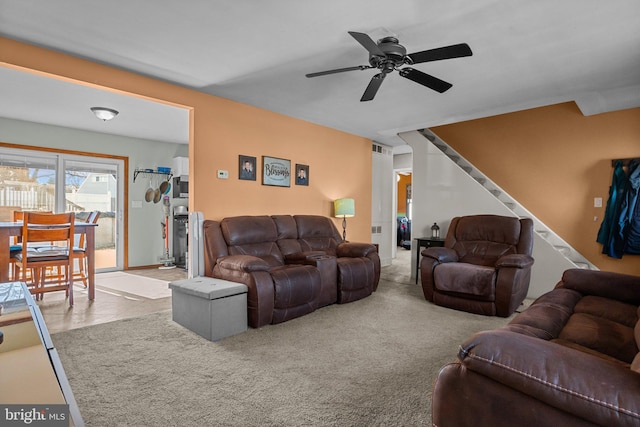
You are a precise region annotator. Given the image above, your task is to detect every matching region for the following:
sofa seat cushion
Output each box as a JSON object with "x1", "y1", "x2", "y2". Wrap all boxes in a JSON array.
[
  {"x1": 558, "y1": 312, "x2": 637, "y2": 363},
  {"x1": 269, "y1": 265, "x2": 321, "y2": 323},
  {"x1": 434, "y1": 263, "x2": 496, "y2": 301},
  {"x1": 336, "y1": 257, "x2": 374, "y2": 303},
  {"x1": 504, "y1": 287, "x2": 639, "y2": 365},
  {"x1": 574, "y1": 295, "x2": 638, "y2": 327},
  {"x1": 551, "y1": 338, "x2": 631, "y2": 367}
]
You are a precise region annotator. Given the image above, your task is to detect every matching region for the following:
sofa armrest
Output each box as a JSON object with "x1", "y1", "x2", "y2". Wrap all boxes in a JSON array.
[
  {"x1": 216, "y1": 255, "x2": 270, "y2": 272},
  {"x1": 557, "y1": 269, "x2": 640, "y2": 305},
  {"x1": 459, "y1": 329, "x2": 640, "y2": 426},
  {"x1": 496, "y1": 254, "x2": 534, "y2": 269},
  {"x1": 336, "y1": 242, "x2": 376, "y2": 258},
  {"x1": 421, "y1": 247, "x2": 458, "y2": 263}
]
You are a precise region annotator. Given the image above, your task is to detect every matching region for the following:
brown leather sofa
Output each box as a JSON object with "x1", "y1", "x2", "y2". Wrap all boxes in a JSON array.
[
  {"x1": 203, "y1": 214, "x2": 380, "y2": 328},
  {"x1": 432, "y1": 269, "x2": 640, "y2": 427},
  {"x1": 421, "y1": 214, "x2": 534, "y2": 317}
]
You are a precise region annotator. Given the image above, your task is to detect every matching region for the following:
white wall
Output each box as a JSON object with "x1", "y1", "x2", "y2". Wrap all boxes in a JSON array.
[
  {"x1": 400, "y1": 130, "x2": 573, "y2": 298},
  {"x1": 0, "y1": 117, "x2": 188, "y2": 268},
  {"x1": 371, "y1": 143, "x2": 394, "y2": 266}
]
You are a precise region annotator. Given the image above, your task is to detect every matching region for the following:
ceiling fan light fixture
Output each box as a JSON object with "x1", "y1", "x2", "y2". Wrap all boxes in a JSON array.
[{"x1": 90, "y1": 107, "x2": 119, "y2": 121}]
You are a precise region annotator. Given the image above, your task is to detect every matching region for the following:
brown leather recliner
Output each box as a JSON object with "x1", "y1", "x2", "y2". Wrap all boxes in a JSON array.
[{"x1": 420, "y1": 214, "x2": 534, "y2": 316}]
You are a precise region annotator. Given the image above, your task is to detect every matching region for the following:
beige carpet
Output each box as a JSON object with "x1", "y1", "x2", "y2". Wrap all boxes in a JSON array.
[
  {"x1": 96, "y1": 271, "x2": 172, "y2": 299},
  {"x1": 53, "y1": 256, "x2": 513, "y2": 427}
]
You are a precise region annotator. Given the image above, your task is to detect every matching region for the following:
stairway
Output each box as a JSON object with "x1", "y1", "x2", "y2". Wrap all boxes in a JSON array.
[{"x1": 419, "y1": 129, "x2": 598, "y2": 270}]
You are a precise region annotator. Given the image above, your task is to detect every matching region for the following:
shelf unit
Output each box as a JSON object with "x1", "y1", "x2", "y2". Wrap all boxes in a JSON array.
[{"x1": 133, "y1": 168, "x2": 173, "y2": 183}]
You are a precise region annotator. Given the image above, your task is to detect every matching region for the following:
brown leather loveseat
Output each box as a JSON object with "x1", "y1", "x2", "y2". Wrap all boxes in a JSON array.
[
  {"x1": 203, "y1": 215, "x2": 380, "y2": 328},
  {"x1": 432, "y1": 269, "x2": 640, "y2": 427}
]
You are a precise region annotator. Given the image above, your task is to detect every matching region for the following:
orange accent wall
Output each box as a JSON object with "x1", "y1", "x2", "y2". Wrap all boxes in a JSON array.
[
  {"x1": 397, "y1": 174, "x2": 412, "y2": 217},
  {"x1": 433, "y1": 102, "x2": 640, "y2": 276},
  {"x1": 0, "y1": 37, "x2": 373, "y2": 242}
]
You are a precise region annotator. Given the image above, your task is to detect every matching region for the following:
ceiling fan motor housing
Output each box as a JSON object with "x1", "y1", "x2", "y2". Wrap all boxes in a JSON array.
[{"x1": 369, "y1": 36, "x2": 410, "y2": 70}]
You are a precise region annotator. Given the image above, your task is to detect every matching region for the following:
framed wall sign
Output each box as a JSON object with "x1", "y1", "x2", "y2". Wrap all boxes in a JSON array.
[
  {"x1": 238, "y1": 155, "x2": 256, "y2": 181},
  {"x1": 295, "y1": 164, "x2": 309, "y2": 186},
  {"x1": 262, "y1": 156, "x2": 291, "y2": 187}
]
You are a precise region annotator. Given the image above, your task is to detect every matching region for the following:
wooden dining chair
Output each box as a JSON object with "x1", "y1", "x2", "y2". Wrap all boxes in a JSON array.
[
  {"x1": 9, "y1": 210, "x2": 53, "y2": 282},
  {"x1": 73, "y1": 211, "x2": 100, "y2": 287},
  {"x1": 13, "y1": 212, "x2": 76, "y2": 306}
]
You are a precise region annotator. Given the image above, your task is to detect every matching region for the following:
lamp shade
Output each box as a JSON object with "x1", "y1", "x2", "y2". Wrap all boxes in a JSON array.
[{"x1": 334, "y1": 198, "x2": 355, "y2": 218}]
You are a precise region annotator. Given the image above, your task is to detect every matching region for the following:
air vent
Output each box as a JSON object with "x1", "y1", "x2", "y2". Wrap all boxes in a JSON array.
[{"x1": 372, "y1": 143, "x2": 392, "y2": 156}]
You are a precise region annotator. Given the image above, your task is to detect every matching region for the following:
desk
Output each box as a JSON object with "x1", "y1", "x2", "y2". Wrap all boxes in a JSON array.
[
  {"x1": 0, "y1": 222, "x2": 97, "y2": 300},
  {"x1": 414, "y1": 237, "x2": 445, "y2": 284}
]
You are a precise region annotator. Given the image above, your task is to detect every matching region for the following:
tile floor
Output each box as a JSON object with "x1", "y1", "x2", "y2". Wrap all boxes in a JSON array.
[{"x1": 38, "y1": 267, "x2": 187, "y2": 334}]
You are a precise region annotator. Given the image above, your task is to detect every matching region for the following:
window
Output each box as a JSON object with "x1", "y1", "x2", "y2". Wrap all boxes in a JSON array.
[{"x1": 1, "y1": 146, "x2": 124, "y2": 271}]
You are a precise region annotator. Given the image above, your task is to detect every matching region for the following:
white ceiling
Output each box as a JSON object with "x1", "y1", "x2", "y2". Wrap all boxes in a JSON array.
[{"x1": 1, "y1": 0, "x2": 639, "y2": 151}]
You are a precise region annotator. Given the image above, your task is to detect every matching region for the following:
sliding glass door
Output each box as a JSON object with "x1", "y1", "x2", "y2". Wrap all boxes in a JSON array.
[{"x1": 0, "y1": 147, "x2": 124, "y2": 271}]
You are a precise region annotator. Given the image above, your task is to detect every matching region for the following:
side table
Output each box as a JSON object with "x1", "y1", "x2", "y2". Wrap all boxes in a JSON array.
[{"x1": 414, "y1": 237, "x2": 445, "y2": 284}]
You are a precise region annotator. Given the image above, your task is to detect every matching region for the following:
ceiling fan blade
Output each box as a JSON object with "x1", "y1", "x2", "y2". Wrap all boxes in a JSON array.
[
  {"x1": 348, "y1": 31, "x2": 385, "y2": 57},
  {"x1": 306, "y1": 65, "x2": 372, "y2": 78},
  {"x1": 407, "y1": 43, "x2": 472, "y2": 64},
  {"x1": 399, "y1": 68, "x2": 453, "y2": 93},
  {"x1": 360, "y1": 73, "x2": 386, "y2": 102}
]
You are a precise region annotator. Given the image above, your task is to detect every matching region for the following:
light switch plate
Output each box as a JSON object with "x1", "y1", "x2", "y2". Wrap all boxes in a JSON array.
[
  {"x1": 217, "y1": 170, "x2": 229, "y2": 179},
  {"x1": 594, "y1": 197, "x2": 602, "y2": 208}
]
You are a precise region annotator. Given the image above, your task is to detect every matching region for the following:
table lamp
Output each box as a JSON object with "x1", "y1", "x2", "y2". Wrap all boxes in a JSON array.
[{"x1": 334, "y1": 198, "x2": 355, "y2": 240}]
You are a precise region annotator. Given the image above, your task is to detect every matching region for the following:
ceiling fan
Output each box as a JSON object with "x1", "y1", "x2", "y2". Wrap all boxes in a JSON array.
[{"x1": 306, "y1": 31, "x2": 473, "y2": 102}]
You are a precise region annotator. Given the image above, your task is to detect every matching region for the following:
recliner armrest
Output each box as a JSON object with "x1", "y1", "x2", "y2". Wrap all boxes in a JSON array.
[
  {"x1": 422, "y1": 247, "x2": 458, "y2": 263},
  {"x1": 495, "y1": 254, "x2": 534, "y2": 269},
  {"x1": 336, "y1": 242, "x2": 376, "y2": 258},
  {"x1": 216, "y1": 255, "x2": 270, "y2": 272},
  {"x1": 458, "y1": 329, "x2": 640, "y2": 426}
]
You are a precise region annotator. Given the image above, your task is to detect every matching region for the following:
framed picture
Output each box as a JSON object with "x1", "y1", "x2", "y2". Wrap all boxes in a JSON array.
[
  {"x1": 262, "y1": 156, "x2": 291, "y2": 187},
  {"x1": 295, "y1": 164, "x2": 309, "y2": 186},
  {"x1": 238, "y1": 155, "x2": 256, "y2": 181}
]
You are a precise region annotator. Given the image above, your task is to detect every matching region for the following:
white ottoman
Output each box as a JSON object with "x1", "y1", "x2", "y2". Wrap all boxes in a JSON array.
[{"x1": 169, "y1": 277, "x2": 248, "y2": 341}]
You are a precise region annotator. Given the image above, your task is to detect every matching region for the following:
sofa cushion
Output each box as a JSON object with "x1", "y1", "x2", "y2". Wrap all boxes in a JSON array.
[
  {"x1": 450, "y1": 215, "x2": 521, "y2": 266},
  {"x1": 574, "y1": 295, "x2": 637, "y2": 327},
  {"x1": 434, "y1": 263, "x2": 496, "y2": 300},
  {"x1": 272, "y1": 215, "x2": 304, "y2": 256},
  {"x1": 295, "y1": 215, "x2": 340, "y2": 256},
  {"x1": 558, "y1": 312, "x2": 637, "y2": 363},
  {"x1": 551, "y1": 338, "x2": 630, "y2": 367},
  {"x1": 221, "y1": 216, "x2": 284, "y2": 266}
]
